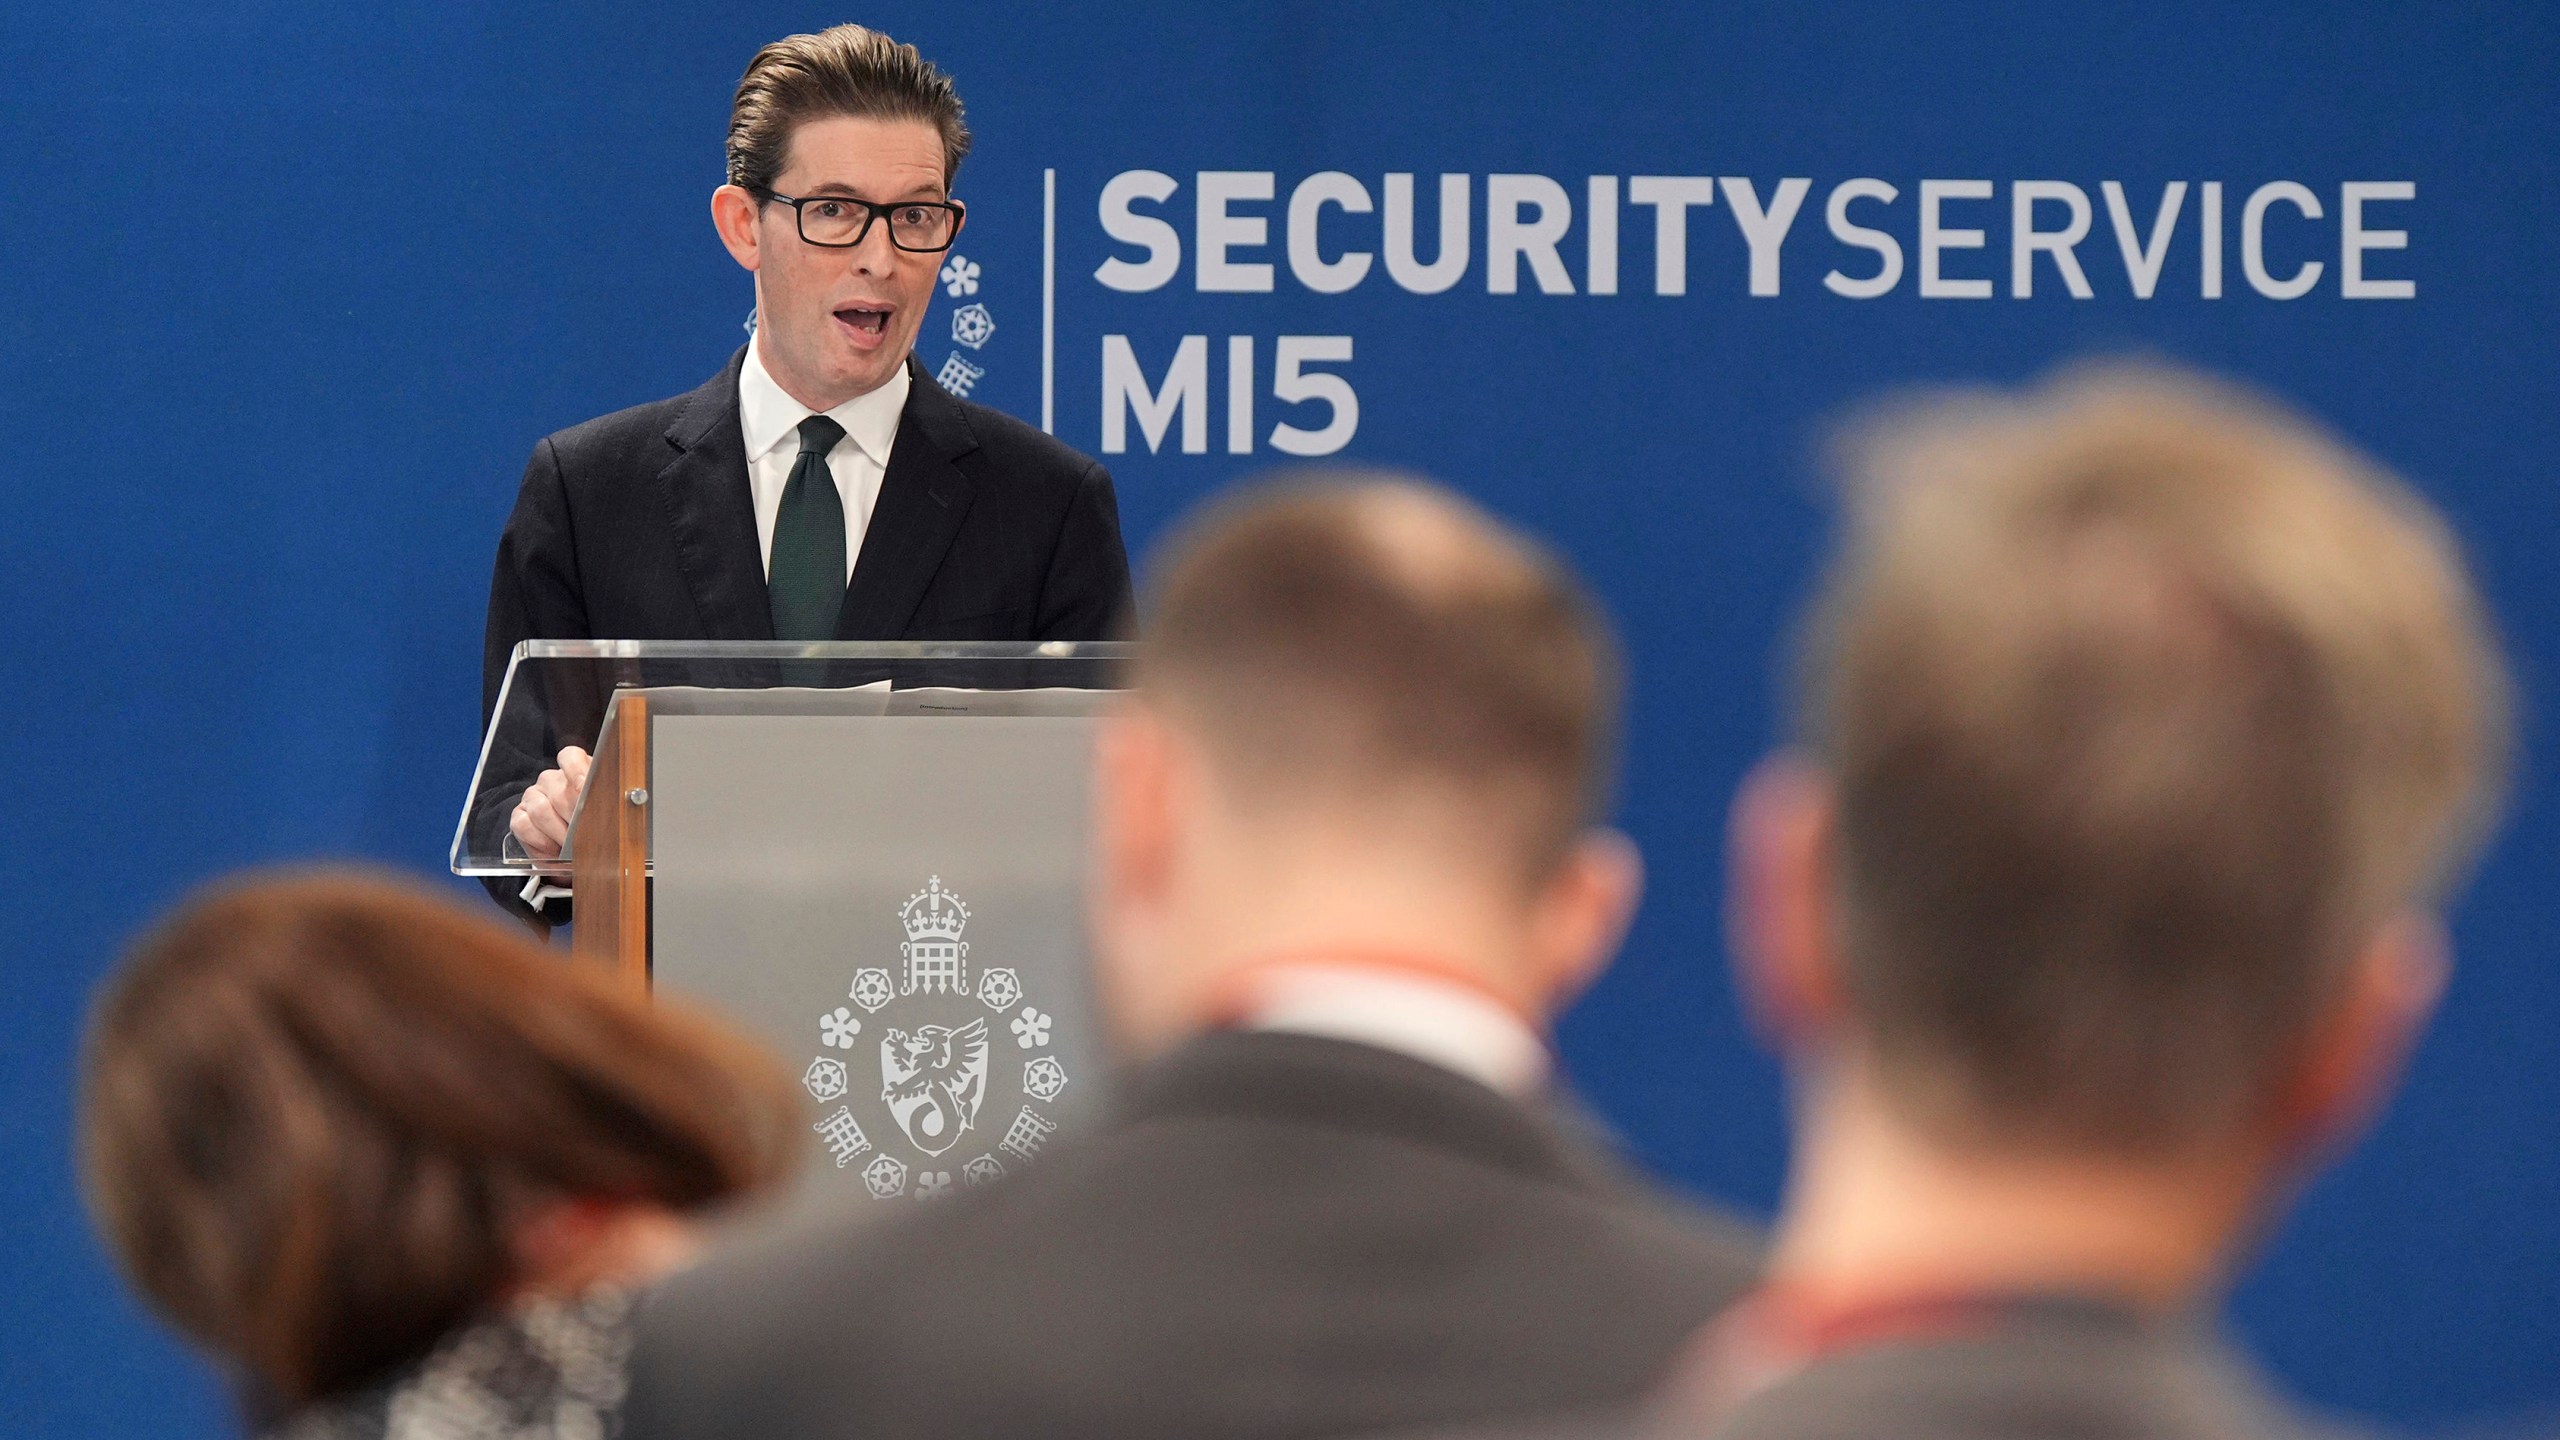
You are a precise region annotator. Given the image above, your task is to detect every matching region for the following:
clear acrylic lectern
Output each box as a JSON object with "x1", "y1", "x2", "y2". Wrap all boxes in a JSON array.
[{"x1": 455, "y1": 639, "x2": 1130, "y2": 1205}]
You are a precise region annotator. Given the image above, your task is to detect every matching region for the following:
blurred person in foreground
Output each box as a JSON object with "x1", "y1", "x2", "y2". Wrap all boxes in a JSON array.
[
  {"x1": 1658, "y1": 367, "x2": 2512, "y2": 1440},
  {"x1": 620, "y1": 476, "x2": 1762, "y2": 1440},
  {"x1": 80, "y1": 871, "x2": 804, "y2": 1440}
]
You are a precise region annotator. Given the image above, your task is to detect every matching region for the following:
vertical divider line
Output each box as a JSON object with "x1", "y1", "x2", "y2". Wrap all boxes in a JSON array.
[{"x1": 1042, "y1": 167, "x2": 1056, "y2": 434}]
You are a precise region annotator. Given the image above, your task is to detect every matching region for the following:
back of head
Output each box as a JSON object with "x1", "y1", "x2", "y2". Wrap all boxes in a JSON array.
[
  {"x1": 1140, "y1": 472, "x2": 1621, "y2": 881},
  {"x1": 79, "y1": 870, "x2": 802, "y2": 1409},
  {"x1": 1802, "y1": 364, "x2": 2511, "y2": 1154}
]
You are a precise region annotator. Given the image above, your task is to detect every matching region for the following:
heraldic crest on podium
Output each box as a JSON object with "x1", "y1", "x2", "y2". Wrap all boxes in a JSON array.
[{"x1": 803, "y1": 876, "x2": 1067, "y2": 1201}]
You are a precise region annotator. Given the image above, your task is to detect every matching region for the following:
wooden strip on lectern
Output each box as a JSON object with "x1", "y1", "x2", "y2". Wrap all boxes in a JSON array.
[{"x1": 570, "y1": 691, "x2": 650, "y2": 987}]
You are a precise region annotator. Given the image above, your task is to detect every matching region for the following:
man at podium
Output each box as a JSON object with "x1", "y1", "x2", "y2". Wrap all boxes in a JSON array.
[{"x1": 483, "y1": 24, "x2": 1131, "y2": 913}]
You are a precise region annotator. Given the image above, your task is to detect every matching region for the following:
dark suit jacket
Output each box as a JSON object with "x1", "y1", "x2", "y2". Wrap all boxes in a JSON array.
[
  {"x1": 474, "y1": 348, "x2": 1131, "y2": 918},
  {"x1": 621, "y1": 1031, "x2": 1763, "y2": 1440},
  {"x1": 1685, "y1": 1299, "x2": 2355, "y2": 1440}
]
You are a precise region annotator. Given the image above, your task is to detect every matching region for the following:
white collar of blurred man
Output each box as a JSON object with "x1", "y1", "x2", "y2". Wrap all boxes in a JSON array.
[
  {"x1": 1233, "y1": 959, "x2": 1551, "y2": 1096},
  {"x1": 1087, "y1": 696, "x2": 1638, "y2": 1089}
]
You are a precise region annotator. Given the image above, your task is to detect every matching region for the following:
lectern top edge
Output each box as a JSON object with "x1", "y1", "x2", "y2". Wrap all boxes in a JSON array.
[
  {"x1": 514, "y1": 638, "x2": 1140, "y2": 662},
  {"x1": 453, "y1": 640, "x2": 1135, "y2": 880}
]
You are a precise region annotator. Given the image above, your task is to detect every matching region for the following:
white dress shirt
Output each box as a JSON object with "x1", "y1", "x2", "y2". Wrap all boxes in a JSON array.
[
  {"x1": 1240, "y1": 963, "x2": 1551, "y2": 1097},
  {"x1": 738, "y1": 339, "x2": 910, "y2": 582},
  {"x1": 519, "y1": 347, "x2": 907, "y2": 915}
]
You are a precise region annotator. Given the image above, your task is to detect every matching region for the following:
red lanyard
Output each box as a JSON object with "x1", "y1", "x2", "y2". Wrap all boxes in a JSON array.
[{"x1": 1667, "y1": 1284, "x2": 2039, "y2": 1424}]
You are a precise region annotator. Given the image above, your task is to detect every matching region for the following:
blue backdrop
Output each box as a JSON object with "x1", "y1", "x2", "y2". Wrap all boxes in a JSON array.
[{"x1": 3, "y1": 4, "x2": 2552, "y2": 1435}]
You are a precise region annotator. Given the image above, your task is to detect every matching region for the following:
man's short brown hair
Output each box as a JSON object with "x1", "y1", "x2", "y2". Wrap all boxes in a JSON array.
[
  {"x1": 79, "y1": 870, "x2": 802, "y2": 1408},
  {"x1": 1801, "y1": 364, "x2": 2512, "y2": 1153},
  {"x1": 1139, "y1": 473, "x2": 1621, "y2": 878},
  {"x1": 727, "y1": 24, "x2": 972, "y2": 193}
]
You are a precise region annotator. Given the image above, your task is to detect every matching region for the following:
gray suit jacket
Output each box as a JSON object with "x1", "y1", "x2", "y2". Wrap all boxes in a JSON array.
[
  {"x1": 621, "y1": 1030, "x2": 1763, "y2": 1440},
  {"x1": 1691, "y1": 1299, "x2": 2357, "y2": 1440}
]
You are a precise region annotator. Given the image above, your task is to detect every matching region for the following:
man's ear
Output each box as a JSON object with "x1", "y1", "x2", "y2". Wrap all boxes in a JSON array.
[
  {"x1": 711, "y1": 184, "x2": 764, "y2": 271},
  {"x1": 2269, "y1": 911, "x2": 2449, "y2": 1164},
  {"x1": 1092, "y1": 702, "x2": 1180, "y2": 925},
  {"x1": 1727, "y1": 754, "x2": 1848, "y2": 1051},
  {"x1": 1089, "y1": 701, "x2": 1200, "y2": 1059},
  {"x1": 1525, "y1": 828, "x2": 1644, "y2": 1012}
]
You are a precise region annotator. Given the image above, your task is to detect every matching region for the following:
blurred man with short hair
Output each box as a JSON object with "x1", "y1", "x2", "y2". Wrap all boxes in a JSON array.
[
  {"x1": 622, "y1": 475, "x2": 1759, "y2": 1440},
  {"x1": 1663, "y1": 366, "x2": 2512, "y2": 1440}
]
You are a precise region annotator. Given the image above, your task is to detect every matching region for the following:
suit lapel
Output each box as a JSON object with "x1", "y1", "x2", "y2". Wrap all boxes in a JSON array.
[
  {"x1": 836, "y1": 355, "x2": 981, "y2": 639},
  {"x1": 655, "y1": 347, "x2": 774, "y2": 640}
]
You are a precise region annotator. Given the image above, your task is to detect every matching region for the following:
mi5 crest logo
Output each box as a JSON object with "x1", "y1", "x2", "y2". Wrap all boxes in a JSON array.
[{"x1": 805, "y1": 876, "x2": 1067, "y2": 1200}]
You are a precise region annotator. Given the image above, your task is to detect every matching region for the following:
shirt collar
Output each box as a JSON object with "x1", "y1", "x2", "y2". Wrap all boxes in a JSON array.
[
  {"x1": 1236, "y1": 963, "x2": 1551, "y2": 1098},
  {"x1": 738, "y1": 337, "x2": 911, "y2": 467}
]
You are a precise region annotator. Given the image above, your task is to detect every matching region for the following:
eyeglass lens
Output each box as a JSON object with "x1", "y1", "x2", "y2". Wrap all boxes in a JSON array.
[{"x1": 797, "y1": 199, "x2": 957, "y2": 249}]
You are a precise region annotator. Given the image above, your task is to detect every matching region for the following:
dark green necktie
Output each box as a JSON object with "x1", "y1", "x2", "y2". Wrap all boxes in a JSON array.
[{"x1": 768, "y1": 414, "x2": 849, "y2": 640}]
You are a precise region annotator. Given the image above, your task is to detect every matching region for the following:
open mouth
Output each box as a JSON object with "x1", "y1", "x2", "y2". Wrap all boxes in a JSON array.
[{"x1": 834, "y1": 305, "x2": 892, "y2": 342}]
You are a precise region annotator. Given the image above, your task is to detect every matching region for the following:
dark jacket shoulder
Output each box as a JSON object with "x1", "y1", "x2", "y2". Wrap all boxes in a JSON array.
[
  {"x1": 1712, "y1": 1306, "x2": 2360, "y2": 1440},
  {"x1": 529, "y1": 361, "x2": 728, "y2": 508},
  {"x1": 544, "y1": 383, "x2": 698, "y2": 463}
]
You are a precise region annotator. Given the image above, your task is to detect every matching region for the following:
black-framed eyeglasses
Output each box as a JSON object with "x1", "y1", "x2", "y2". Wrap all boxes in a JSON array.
[{"x1": 760, "y1": 191, "x2": 966, "y2": 252}]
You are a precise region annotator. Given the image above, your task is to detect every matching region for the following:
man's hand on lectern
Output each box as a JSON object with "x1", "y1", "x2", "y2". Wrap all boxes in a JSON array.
[{"x1": 510, "y1": 747, "x2": 593, "y2": 861}]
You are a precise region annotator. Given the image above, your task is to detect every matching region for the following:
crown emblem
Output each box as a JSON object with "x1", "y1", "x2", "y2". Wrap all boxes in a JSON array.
[
  {"x1": 902, "y1": 875, "x2": 970, "y2": 941},
  {"x1": 899, "y1": 876, "x2": 972, "y2": 996},
  {"x1": 805, "y1": 873, "x2": 1071, "y2": 1198}
]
